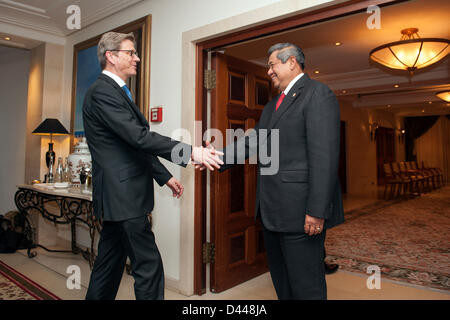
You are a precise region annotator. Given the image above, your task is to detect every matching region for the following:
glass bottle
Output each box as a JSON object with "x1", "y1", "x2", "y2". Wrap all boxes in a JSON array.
[
  {"x1": 47, "y1": 154, "x2": 54, "y2": 183},
  {"x1": 55, "y1": 157, "x2": 63, "y2": 183},
  {"x1": 63, "y1": 157, "x2": 71, "y2": 183}
]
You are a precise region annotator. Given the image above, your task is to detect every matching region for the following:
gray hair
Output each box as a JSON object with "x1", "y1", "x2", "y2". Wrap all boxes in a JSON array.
[
  {"x1": 268, "y1": 43, "x2": 305, "y2": 69},
  {"x1": 97, "y1": 32, "x2": 135, "y2": 69}
]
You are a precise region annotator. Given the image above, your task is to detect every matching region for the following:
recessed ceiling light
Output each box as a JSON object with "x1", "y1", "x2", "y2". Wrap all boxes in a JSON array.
[
  {"x1": 428, "y1": 101, "x2": 432, "y2": 104},
  {"x1": 342, "y1": 90, "x2": 347, "y2": 94},
  {"x1": 394, "y1": 84, "x2": 400, "y2": 88},
  {"x1": 314, "y1": 70, "x2": 320, "y2": 74},
  {"x1": 335, "y1": 42, "x2": 342, "y2": 46},
  {"x1": 4, "y1": 37, "x2": 11, "y2": 41}
]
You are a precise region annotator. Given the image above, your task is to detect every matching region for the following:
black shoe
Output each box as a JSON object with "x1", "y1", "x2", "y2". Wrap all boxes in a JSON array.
[{"x1": 324, "y1": 263, "x2": 339, "y2": 275}]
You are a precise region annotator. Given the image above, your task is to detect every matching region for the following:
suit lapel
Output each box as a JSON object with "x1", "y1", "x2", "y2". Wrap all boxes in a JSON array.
[
  {"x1": 268, "y1": 73, "x2": 310, "y2": 129},
  {"x1": 121, "y1": 89, "x2": 150, "y2": 128},
  {"x1": 99, "y1": 74, "x2": 149, "y2": 128}
]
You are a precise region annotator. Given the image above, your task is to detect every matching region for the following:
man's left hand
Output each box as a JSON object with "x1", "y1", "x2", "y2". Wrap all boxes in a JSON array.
[
  {"x1": 304, "y1": 214, "x2": 324, "y2": 236},
  {"x1": 166, "y1": 177, "x2": 184, "y2": 198}
]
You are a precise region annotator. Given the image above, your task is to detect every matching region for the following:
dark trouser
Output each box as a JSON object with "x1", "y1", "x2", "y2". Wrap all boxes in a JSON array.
[
  {"x1": 86, "y1": 215, "x2": 164, "y2": 300},
  {"x1": 262, "y1": 224, "x2": 326, "y2": 300}
]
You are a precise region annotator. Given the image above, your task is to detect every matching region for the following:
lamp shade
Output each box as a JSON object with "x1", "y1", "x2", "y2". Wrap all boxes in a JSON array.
[
  {"x1": 32, "y1": 118, "x2": 69, "y2": 170},
  {"x1": 32, "y1": 118, "x2": 69, "y2": 135},
  {"x1": 369, "y1": 28, "x2": 449, "y2": 74},
  {"x1": 435, "y1": 90, "x2": 450, "y2": 102}
]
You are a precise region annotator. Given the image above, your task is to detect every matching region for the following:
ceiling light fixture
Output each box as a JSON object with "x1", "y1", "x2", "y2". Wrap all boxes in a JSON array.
[
  {"x1": 314, "y1": 70, "x2": 320, "y2": 74},
  {"x1": 369, "y1": 28, "x2": 449, "y2": 75},
  {"x1": 4, "y1": 37, "x2": 11, "y2": 41},
  {"x1": 435, "y1": 90, "x2": 450, "y2": 102},
  {"x1": 335, "y1": 42, "x2": 342, "y2": 46},
  {"x1": 394, "y1": 84, "x2": 400, "y2": 88}
]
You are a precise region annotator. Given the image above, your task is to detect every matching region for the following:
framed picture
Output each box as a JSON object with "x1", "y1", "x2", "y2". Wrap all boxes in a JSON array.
[{"x1": 70, "y1": 15, "x2": 152, "y2": 147}]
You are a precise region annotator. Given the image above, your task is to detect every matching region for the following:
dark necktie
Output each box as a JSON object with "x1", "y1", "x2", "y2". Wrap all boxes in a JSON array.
[
  {"x1": 122, "y1": 85, "x2": 133, "y2": 102},
  {"x1": 275, "y1": 92, "x2": 286, "y2": 111}
]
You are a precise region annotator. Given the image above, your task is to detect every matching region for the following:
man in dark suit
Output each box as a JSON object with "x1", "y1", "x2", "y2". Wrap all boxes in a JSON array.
[
  {"x1": 83, "y1": 32, "x2": 222, "y2": 300},
  {"x1": 215, "y1": 43, "x2": 344, "y2": 299}
]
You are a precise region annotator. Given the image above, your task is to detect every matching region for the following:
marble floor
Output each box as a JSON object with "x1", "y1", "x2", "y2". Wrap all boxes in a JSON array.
[{"x1": 0, "y1": 194, "x2": 449, "y2": 300}]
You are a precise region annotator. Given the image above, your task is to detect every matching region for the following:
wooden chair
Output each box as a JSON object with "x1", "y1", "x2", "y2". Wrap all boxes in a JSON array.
[
  {"x1": 406, "y1": 161, "x2": 432, "y2": 192},
  {"x1": 422, "y1": 161, "x2": 444, "y2": 188},
  {"x1": 412, "y1": 161, "x2": 436, "y2": 190},
  {"x1": 399, "y1": 161, "x2": 424, "y2": 195},
  {"x1": 382, "y1": 163, "x2": 402, "y2": 199},
  {"x1": 391, "y1": 162, "x2": 418, "y2": 197}
]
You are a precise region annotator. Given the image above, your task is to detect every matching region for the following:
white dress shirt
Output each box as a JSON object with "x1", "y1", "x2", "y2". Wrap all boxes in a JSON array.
[
  {"x1": 102, "y1": 70, "x2": 126, "y2": 88},
  {"x1": 283, "y1": 73, "x2": 304, "y2": 95}
]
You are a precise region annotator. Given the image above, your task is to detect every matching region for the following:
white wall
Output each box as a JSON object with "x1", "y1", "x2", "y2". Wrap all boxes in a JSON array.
[
  {"x1": 0, "y1": 46, "x2": 30, "y2": 214},
  {"x1": 60, "y1": 0, "x2": 283, "y2": 282}
]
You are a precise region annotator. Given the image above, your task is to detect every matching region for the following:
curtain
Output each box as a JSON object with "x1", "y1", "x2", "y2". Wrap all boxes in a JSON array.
[
  {"x1": 415, "y1": 116, "x2": 450, "y2": 182},
  {"x1": 404, "y1": 116, "x2": 439, "y2": 161}
]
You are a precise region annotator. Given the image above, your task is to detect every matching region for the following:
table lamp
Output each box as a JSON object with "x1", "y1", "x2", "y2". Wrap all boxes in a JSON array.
[{"x1": 32, "y1": 118, "x2": 69, "y2": 168}]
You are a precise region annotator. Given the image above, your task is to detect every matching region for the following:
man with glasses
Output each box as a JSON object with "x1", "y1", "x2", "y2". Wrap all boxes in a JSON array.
[
  {"x1": 216, "y1": 43, "x2": 344, "y2": 299},
  {"x1": 83, "y1": 32, "x2": 222, "y2": 300}
]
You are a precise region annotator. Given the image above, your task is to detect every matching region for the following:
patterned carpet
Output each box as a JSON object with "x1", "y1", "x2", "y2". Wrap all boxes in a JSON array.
[
  {"x1": 0, "y1": 273, "x2": 35, "y2": 300},
  {"x1": 0, "y1": 260, "x2": 60, "y2": 300},
  {"x1": 326, "y1": 186, "x2": 450, "y2": 291}
]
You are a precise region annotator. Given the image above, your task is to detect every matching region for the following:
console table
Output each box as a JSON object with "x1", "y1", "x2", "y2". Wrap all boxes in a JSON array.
[{"x1": 14, "y1": 184, "x2": 100, "y2": 269}]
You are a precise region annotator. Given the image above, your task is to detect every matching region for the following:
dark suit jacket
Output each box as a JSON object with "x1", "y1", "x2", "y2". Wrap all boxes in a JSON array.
[
  {"x1": 220, "y1": 73, "x2": 344, "y2": 232},
  {"x1": 83, "y1": 73, "x2": 191, "y2": 221}
]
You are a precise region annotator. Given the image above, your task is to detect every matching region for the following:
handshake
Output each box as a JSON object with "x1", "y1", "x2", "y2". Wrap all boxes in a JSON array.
[{"x1": 191, "y1": 141, "x2": 223, "y2": 171}]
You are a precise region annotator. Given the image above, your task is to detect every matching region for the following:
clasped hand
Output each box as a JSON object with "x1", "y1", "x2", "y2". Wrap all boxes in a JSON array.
[
  {"x1": 304, "y1": 214, "x2": 324, "y2": 236},
  {"x1": 191, "y1": 142, "x2": 224, "y2": 171}
]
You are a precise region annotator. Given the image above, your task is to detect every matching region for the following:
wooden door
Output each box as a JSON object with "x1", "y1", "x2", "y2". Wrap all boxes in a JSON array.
[
  {"x1": 376, "y1": 127, "x2": 395, "y2": 185},
  {"x1": 210, "y1": 53, "x2": 276, "y2": 292}
]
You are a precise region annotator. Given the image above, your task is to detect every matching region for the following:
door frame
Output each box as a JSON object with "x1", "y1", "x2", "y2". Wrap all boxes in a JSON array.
[{"x1": 193, "y1": 0, "x2": 404, "y2": 295}]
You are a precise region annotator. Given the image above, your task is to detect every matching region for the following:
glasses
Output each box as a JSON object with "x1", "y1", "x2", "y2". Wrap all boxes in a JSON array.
[{"x1": 107, "y1": 49, "x2": 139, "y2": 57}]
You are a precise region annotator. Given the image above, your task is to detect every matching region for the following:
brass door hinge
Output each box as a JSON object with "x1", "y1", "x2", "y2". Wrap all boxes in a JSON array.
[
  {"x1": 202, "y1": 242, "x2": 215, "y2": 264},
  {"x1": 204, "y1": 69, "x2": 216, "y2": 90}
]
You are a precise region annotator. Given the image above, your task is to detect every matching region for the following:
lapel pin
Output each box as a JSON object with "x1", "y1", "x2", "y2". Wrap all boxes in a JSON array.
[{"x1": 292, "y1": 93, "x2": 297, "y2": 97}]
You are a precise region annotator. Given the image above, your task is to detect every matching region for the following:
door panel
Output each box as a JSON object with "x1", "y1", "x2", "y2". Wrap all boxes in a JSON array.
[{"x1": 210, "y1": 53, "x2": 275, "y2": 292}]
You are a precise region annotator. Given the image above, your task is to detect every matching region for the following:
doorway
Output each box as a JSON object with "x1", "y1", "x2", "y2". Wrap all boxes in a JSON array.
[
  {"x1": 193, "y1": 0, "x2": 404, "y2": 295},
  {"x1": 376, "y1": 127, "x2": 395, "y2": 185}
]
